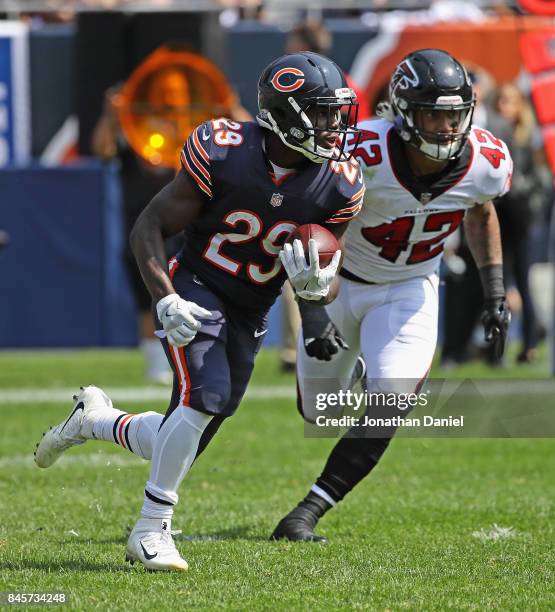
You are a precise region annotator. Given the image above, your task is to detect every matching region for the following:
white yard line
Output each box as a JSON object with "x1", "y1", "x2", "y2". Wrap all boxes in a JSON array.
[
  {"x1": 0, "y1": 452, "x2": 146, "y2": 469},
  {"x1": 0, "y1": 380, "x2": 554, "y2": 405},
  {"x1": 0, "y1": 386, "x2": 296, "y2": 404}
]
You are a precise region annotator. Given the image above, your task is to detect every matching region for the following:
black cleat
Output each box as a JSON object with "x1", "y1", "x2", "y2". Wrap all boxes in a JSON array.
[
  {"x1": 270, "y1": 514, "x2": 327, "y2": 543},
  {"x1": 271, "y1": 491, "x2": 333, "y2": 543}
]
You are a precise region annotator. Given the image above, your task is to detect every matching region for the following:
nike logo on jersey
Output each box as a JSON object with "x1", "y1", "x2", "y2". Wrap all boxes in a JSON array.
[
  {"x1": 193, "y1": 275, "x2": 204, "y2": 286},
  {"x1": 201, "y1": 128, "x2": 211, "y2": 141},
  {"x1": 140, "y1": 541, "x2": 158, "y2": 560},
  {"x1": 254, "y1": 329, "x2": 268, "y2": 338}
]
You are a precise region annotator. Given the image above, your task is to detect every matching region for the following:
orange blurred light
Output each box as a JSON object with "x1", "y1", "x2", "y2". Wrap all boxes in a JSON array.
[{"x1": 117, "y1": 46, "x2": 234, "y2": 168}]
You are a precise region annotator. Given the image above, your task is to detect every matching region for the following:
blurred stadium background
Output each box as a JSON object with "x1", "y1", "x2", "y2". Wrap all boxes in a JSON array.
[{"x1": 1, "y1": 1, "x2": 554, "y2": 607}]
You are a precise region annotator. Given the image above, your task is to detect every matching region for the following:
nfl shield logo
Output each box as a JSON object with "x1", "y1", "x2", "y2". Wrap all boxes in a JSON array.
[
  {"x1": 420, "y1": 192, "x2": 432, "y2": 204},
  {"x1": 270, "y1": 193, "x2": 284, "y2": 207}
]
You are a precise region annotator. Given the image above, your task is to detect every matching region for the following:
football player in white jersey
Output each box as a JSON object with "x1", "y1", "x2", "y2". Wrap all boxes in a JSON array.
[{"x1": 271, "y1": 49, "x2": 513, "y2": 542}]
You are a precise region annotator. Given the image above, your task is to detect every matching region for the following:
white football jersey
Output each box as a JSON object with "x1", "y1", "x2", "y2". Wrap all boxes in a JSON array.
[{"x1": 342, "y1": 118, "x2": 513, "y2": 283}]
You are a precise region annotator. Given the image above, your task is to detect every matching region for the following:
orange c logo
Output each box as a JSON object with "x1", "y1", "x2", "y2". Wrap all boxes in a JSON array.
[{"x1": 270, "y1": 68, "x2": 305, "y2": 93}]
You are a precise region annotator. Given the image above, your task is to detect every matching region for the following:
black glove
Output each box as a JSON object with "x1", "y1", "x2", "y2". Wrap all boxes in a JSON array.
[
  {"x1": 299, "y1": 302, "x2": 349, "y2": 361},
  {"x1": 481, "y1": 297, "x2": 511, "y2": 362}
]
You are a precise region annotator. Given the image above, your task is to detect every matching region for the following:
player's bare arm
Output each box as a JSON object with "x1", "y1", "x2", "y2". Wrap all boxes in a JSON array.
[
  {"x1": 464, "y1": 200, "x2": 510, "y2": 360},
  {"x1": 130, "y1": 171, "x2": 202, "y2": 303},
  {"x1": 463, "y1": 200, "x2": 503, "y2": 268}
]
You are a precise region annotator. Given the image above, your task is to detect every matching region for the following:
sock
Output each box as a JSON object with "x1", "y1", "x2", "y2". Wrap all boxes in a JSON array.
[
  {"x1": 90, "y1": 410, "x2": 163, "y2": 460},
  {"x1": 141, "y1": 406, "x2": 212, "y2": 519},
  {"x1": 125, "y1": 412, "x2": 163, "y2": 459},
  {"x1": 90, "y1": 409, "x2": 126, "y2": 442},
  {"x1": 314, "y1": 435, "x2": 393, "y2": 503}
]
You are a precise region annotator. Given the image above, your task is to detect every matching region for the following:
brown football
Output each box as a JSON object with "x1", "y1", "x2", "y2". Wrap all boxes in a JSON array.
[{"x1": 286, "y1": 224, "x2": 341, "y2": 267}]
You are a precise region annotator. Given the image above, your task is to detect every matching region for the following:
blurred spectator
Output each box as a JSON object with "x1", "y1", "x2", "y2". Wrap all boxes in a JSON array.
[
  {"x1": 285, "y1": 20, "x2": 370, "y2": 121},
  {"x1": 493, "y1": 82, "x2": 547, "y2": 363}
]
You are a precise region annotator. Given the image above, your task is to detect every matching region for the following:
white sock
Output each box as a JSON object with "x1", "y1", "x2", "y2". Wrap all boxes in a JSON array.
[
  {"x1": 125, "y1": 412, "x2": 163, "y2": 459},
  {"x1": 91, "y1": 410, "x2": 163, "y2": 460},
  {"x1": 90, "y1": 409, "x2": 126, "y2": 442},
  {"x1": 141, "y1": 406, "x2": 212, "y2": 519},
  {"x1": 142, "y1": 339, "x2": 171, "y2": 380}
]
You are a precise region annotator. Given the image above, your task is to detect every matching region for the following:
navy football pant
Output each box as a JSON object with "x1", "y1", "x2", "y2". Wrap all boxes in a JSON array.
[{"x1": 157, "y1": 262, "x2": 268, "y2": 422}]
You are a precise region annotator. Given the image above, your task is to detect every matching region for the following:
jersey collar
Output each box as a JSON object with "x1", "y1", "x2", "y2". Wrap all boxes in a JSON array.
[{"x1": 387, "y1": 128, "x2": 474, "y2": 204}]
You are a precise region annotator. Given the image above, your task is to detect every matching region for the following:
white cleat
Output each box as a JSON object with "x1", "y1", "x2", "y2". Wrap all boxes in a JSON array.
[
  {"x1": 126, "y1": 518, "x2": 188, "y2": 571},
  {"x1": 34, "y1": 385, "x2": 114, "y2": 468}
]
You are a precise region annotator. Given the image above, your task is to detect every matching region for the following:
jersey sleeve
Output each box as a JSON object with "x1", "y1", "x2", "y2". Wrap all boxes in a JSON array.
[
  {"x1": 470, "y1": 129, "x2": 514, "y2": 204},
  {"x1": 180, "y1": 122, "x2": 213, "y2": 199},
  {"x1": 324, "y1": 162, "x2": 366, "y2": 224},
  {"x1": 496, "y1": 149, "x2": 513, "y2": 198}
]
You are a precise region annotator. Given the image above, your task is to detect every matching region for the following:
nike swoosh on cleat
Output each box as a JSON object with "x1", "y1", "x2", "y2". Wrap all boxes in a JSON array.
[
  {"x1": 140, "y1": 542, "x2": 158, "y2": 560},
  {"x1": 59, "y1": 402, "x2": 84, "y2": 434},
  {"x1": 254, "y1": 329, "x2": 268, "y2": 338}
]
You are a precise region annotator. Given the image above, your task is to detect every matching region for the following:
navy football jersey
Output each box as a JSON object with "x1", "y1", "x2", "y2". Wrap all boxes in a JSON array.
[{"x1": 178, "y1": 119, "x2": 365, "y2": 311}]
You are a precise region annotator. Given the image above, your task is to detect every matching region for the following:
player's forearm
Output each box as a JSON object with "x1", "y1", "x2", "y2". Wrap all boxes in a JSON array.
[
  {"x1": 464, "y1": 202, "x2": 505, "y2": 299},
  {"x1": 464, "y1": 202, "x2": 503, "y2": 268},
  {"x1": 130, "y1": 214, "x2": 175, "y2": 303}
]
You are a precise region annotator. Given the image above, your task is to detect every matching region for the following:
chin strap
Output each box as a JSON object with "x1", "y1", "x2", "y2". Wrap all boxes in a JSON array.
[{"x1": 257, "y1": 107, "x2": 340, "y2": 163}]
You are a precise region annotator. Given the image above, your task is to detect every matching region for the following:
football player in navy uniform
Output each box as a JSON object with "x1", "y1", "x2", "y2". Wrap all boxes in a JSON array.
[
  {"x1": 34, "y1": 52, "x2": 365, "y2": 570},
  {"x1": 271, "y1": 49, "x2": 512, "y2": 542}
]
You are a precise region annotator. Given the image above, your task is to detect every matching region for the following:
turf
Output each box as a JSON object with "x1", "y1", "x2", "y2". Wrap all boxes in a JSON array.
[{"x1": 0, "y1": 348, "x2": 553, "y2": 610}]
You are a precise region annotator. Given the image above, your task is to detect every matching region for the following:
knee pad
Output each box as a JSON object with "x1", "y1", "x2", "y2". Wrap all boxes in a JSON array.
[{"x1": 197, "y1": 380, "x2": 232, "y2": 415}]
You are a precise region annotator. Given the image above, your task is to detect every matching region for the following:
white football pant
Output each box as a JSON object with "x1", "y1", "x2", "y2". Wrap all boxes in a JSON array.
[{"x1": 297, "y1": 274, "x2": 439, "y2": 423}]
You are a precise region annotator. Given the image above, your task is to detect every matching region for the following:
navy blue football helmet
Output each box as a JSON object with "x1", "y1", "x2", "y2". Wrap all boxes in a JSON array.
[{"x1": 257, "y1": 52, "x2": 360, "y2": 162}]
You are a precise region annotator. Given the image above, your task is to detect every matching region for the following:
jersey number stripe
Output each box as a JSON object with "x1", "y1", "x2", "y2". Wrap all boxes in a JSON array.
[
  {"x1": 473, "y1": 128, "x2": 506, "y2": 169},
  {"x1": 203, "y1": 210, "x2": 297, "y2": 284},
  {"x1": 361, "y1": 210, "x2": 464, "y2": 265},
  {"x1": 350, "y1": 129, "x2": 383, "y2": 168}
]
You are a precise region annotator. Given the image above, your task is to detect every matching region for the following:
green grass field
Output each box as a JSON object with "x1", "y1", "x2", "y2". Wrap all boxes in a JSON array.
[{"x1": 0, "y1": 348, "x2": 553, "y2": 610}]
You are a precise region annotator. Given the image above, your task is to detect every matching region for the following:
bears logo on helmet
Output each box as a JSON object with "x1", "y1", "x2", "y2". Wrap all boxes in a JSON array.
[{"x1": 270, "y1": 68, "x2": 306, "y2": 93}]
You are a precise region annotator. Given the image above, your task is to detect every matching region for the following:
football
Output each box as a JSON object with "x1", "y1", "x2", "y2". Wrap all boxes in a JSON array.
[{"x1": 286, "y1": 224, "x2": 341, "y2": 267}]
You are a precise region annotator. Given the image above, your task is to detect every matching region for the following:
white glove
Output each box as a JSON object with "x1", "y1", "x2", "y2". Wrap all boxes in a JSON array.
[
  {"x1": 279, "y1": 239, "x2": 341, "y2": 301},
  {"x1": 155, "y1": 293, "x2": 211, "y2": 347}
]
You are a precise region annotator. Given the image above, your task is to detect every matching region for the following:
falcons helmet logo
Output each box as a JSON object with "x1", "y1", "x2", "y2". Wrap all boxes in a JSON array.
[{"x1": 390, "y1": 60, "x2": 419, "y2": 94}]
